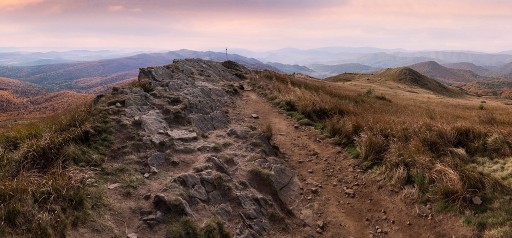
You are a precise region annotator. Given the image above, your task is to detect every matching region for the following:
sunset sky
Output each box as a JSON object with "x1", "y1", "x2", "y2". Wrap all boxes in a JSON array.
[{"x1": 1, "y1": 0, "x2": 511, "y2": 52}]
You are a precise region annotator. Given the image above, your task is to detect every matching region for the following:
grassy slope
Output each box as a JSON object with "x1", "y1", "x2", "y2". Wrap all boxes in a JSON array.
[
  {"x1": 251, "y1": 70, "x2": 512, "y2": 237},
  {"x1": 0, "y1": 76, "x2": 93, "y2": 120},
  {"x1": 375, "y1": 67, "x2": 464, "y2": 97},
  {"x1": 0, "y1": 97, "x2": 115, "y2": 237}
]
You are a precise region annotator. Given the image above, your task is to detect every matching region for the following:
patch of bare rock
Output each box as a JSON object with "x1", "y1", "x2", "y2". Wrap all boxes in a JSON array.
[{"x1": 73, "y1": 59, "x2": 303, "y2": 238}]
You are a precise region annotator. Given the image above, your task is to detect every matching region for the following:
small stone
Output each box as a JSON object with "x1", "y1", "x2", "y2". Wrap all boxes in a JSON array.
[
  {"x1": 142, "y1": 215, "x2": 158, "y2": 222},
  {"x1": 344, "y1": 189, "x2": 355, "y2": 197},
  {"x1": 115, "y1": 102, "x2": 122, "y2": 108},
  {"x1": 143, "y1": 193, "x2": 152, "y2": 200},
  {"x1": 377, "y1": 228, "x2": 382, "y2": 233},
  {"x1": 144, "y1": 173, "x2": 150, "y2": 178},
  {"x1": 107, "y1": 183, "x2": 122, "y2": 189},
  {"x1": 316, "y1": 228, "x2": 323, "y2": 234},
  {"x1": 308, "y1": 169, "x2": 313, "y2": 174},
  {"x1": 406, "y1": 221, "x2": 411, "y2": 225},
  {"x1": 127, "y1": 233, "x2": 138, "y2": 238},
  {"x1": 251, "y1": 114, "x2": 259, "y2": 119},
  {"x1": 472, "y1": 196, "x2": 483, "y2": 205},
  {"x1": 317, "y1": 221, "x2": 325, "y2": 229},
  {"x1": 311, "y1": 188, "x2": 319, "y2": 194},
  {"x1": 150, "y1": 166, "x2": 158, "y2": 174}
]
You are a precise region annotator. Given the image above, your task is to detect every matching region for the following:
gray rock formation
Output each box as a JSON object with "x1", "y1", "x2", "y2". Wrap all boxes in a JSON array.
[{"x1": 100, "y1": 59, "x2": 301, "y2": 237}]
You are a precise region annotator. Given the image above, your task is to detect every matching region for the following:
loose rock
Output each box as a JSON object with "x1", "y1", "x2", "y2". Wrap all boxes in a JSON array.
[
  {"x1": 472, "y1": 196, "x2": 483, "y2": 205},
  {"x1": 127, "y1": 233, "x2": 138, "y2": 238},
  {"x1": 167, "y1": 129, "x2": 198, "y2": 141}
]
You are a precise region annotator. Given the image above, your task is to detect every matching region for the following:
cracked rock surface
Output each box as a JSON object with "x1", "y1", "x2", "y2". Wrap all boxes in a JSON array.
[{"x1": 70, "y1": 59, "x2": 303, "y2": 238}]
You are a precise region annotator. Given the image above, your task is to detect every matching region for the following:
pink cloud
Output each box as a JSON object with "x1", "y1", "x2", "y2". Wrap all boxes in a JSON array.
[
  {"x1": 0, "y1": 0, "x2": 45, "y2": 10},
  {"x1": 0, "y1": 0, "x2": 511, "y2": 51}
]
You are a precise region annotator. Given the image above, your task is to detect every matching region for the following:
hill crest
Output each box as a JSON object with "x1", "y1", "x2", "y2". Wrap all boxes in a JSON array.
[
  {"x1": 409, "y1": 61, "x2": 483, "y2": 83},
  {"x1": 376, "y1": 67, "x2": 463, "y2": 97}
]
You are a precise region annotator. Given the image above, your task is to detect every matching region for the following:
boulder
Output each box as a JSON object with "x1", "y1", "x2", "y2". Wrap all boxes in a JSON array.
[
  {"x1": 190, "y1": 184, "x2": 208, "y2": 201},
  {"x1": 175, "y1": 173, "x2": 201, "y2": 188}
]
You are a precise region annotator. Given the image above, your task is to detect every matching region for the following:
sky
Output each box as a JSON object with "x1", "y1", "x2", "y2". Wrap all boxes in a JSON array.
[{"x1": 0, "y1": 0, "x2": 511, "y2": 52}]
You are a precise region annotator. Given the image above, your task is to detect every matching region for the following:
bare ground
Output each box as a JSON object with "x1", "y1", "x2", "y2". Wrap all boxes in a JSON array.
[{"x1": 234, "y1": 90, "x2": 474, "y2": 238}]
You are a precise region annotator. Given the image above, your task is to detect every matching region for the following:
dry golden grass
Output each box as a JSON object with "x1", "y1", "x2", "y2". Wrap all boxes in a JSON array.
[
  {"x1": 0, "y1": 99, "x2": 113, "y2": 237},
  {"x1": 251, "y1": 70, "x2": 512, "y2": 236}
]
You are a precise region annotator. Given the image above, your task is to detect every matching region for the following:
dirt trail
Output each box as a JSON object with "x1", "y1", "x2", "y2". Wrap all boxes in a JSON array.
[{"x1": 235, "y1": 91, "x2": 473, "y2": 238}]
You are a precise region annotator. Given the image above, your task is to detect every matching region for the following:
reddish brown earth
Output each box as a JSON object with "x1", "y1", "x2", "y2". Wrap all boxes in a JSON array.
[{"x1": 236, "y1": 90, "x2": 474, "y2": 238}]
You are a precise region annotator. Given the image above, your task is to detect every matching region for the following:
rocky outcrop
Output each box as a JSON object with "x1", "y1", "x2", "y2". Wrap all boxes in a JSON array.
[{"x1": 99, "y1": 59, "x2": 302, "y2": 237}]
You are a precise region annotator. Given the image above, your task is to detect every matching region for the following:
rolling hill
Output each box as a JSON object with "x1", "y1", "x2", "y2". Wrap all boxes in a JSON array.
[
  {"x1": 324, "y1": 73, "x2": 371, "y2": 83},
  {"x1": 0, "y1": 77, "x2": 46, "y2": 97},
  {"x1": 487, "y1": 62, "x2": 512, "y2": 78},
  {"x1": 460, "y1": 80, "x2": 512, "y2": 97},
  {"x1": 0, "y1": 77, "x2": 91, "y2": 118},
  {"x1": 267, "y1": 62, "x2": 315, "y2": 75},
  {"x1": 308, "y1": 63, "x2": 379, "y2": 78},
  {"x1": 443, "y1": 62, "x2": 491, "y2": 76},
  {"x1": 375, "y1": 67, "x2": 464, "y2": 97},
  {"x1": 408, "y1": 61, "x2": 486, "y2": 83}
]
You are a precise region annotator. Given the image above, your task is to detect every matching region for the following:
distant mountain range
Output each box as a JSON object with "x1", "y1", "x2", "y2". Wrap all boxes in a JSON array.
[
  {"x1": 0, "y1": 50, "x2": 142, "y2": 66},
  {"x1": 2, "y1": 47, "x2": 512, "y2": 104},
  {"x1": 232, "y1": 47, "x2": 512, "y2": 68},
  {"x1": 0, "y1": 50, "x2": 275, "y2": 92}
]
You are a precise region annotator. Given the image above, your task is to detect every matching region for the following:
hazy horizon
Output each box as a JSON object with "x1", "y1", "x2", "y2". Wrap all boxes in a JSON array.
[{"x1": 1, "y1": 0, "x2": 512, "y2": 52}]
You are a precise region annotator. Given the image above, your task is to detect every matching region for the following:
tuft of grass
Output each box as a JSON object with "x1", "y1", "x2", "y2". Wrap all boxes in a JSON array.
[
  {"x1": 262, "y1": 124, "x2": 273, "y2": 141},
  {"x1": 167, "y1": 217, "x2": 201, "y2": 238},
  {"x1": 166, "y1": 216, "x2": 230, "y2": 238},
  {"x1": 374, "y1": 94, "x2": 392, "y2": 103},
  {"x1": 129, "y1": 79, "x2": 154, "y2": 93},
  {"x1": 0, "y1": 98, "x2": 113, "y2": 236},
  {"x1": 201, "y1": 217, "x2": 231, "y2": 238}
]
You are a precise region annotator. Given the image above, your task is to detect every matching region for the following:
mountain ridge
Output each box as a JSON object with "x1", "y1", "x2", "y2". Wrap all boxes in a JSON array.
[{"x1": 0, "y1": 50, "x2": 276, "y2": 92}]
